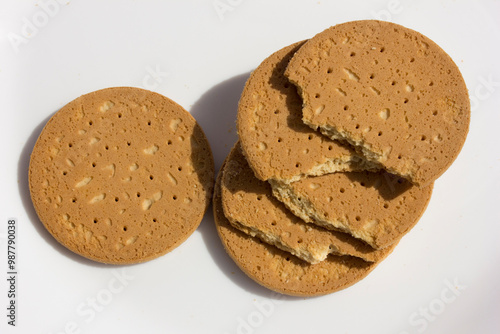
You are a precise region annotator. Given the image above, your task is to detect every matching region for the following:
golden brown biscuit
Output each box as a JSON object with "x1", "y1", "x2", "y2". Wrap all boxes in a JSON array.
[
  {"x1": 271, "y1": 171, "x2": 433, "y2": 249},
  {"x1": 214, "y1": 159, "x2": 396, "y2": 297},
  {"x1": 237, "y1": 41, "x2": 377, "y2": 184},
  {"x1": 29, "y1": 87, "x2": 214, "y2": 264},
  {"x1": 285, "y1": 20, "x2": 470, "y2": 187},
  {"x1": 221, "y1": 143, "x2": 389, "y2": 264}
]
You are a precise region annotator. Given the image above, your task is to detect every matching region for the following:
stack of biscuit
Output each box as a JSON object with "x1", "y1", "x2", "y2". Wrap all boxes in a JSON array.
[{"x1": 214, "y1": 20, "x2": 470, "y2": 296}]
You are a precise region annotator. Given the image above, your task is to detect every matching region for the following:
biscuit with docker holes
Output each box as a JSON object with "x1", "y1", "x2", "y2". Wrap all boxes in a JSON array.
[
  {"x1": 237, "y1": 41, "x2": 377, "y2": 184},
  {"x1": 29, "y1": 87, "x2": 214, "y2": 264},
  {"x1": 285, "y1": 20, "x2": 470, "y2": 187},
  {"x1": 221, "y1": 142, "x2": 389, "y2": 264},
  {"x1": 214, "y1": 156, "x2": 396, "y2": 297},
  {"x1": 271, "y1": 171, "x2": 433, "y2": 249}
]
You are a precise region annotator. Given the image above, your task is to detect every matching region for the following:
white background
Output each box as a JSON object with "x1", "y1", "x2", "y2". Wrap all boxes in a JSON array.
[{"x1": 1, "y1": 1, "x2": 499, "y2": 333}]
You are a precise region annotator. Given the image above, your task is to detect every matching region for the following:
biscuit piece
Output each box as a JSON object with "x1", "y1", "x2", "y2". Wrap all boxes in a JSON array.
[
  {"x1": 221, "y1": 143, "x2": 389, "y2": 264},
  {"x1": 214, "y1": 160, "x2": 395, "y2": 297},
  {"x1": 29, "y1": 87, "x2": 214, "y2": 264},
  {"x1": 271, "y1": 171, "x2": 432, "y2": 249},
  {"x1": 238, "y1": 41, "x2": 377, "y2": 183},
  {"x1": 285, "y1": 20, "x2": 470, "y2": 186}
]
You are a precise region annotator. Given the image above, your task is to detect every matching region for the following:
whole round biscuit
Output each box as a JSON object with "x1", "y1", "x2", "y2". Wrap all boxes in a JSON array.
[
  {"x1": 29, "y1": 87, "x2": 214, "y2": 264},
  {"x1": 285, "y1": 20, "x2": 470, "y2": 187},
  {"x1": 214, "y1": 149, "x2": 395, "y2": 297},
  {"x1": 237, "y1": 41, "x2": 375, "y2": 183}
]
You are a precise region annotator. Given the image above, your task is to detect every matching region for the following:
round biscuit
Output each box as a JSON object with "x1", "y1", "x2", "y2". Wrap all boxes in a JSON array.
[{"x1": 29, "y1": 87, "x2": 214, "y2": 264}]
